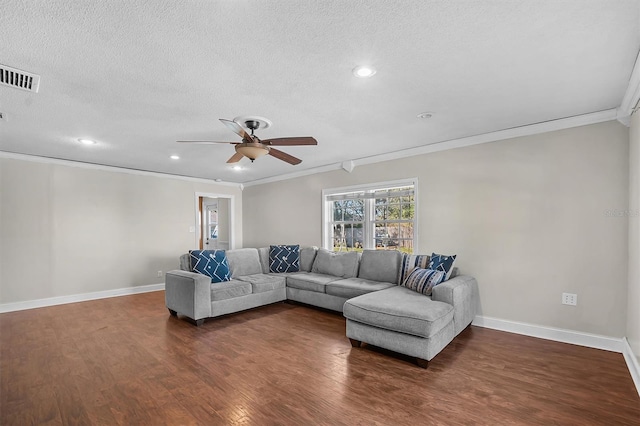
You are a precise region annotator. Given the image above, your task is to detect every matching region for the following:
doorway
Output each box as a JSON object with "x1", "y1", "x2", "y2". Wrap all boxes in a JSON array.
[{"x1": 195, "y1": 193, "x2": 234, "y2": 250}]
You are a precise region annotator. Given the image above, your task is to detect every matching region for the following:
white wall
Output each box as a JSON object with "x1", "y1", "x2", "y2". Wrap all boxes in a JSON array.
[
  {"x1": 0, "y1": 156, "x2": 242, "y2": 304},
  {"x1": 629, "y1": 112, "x2": 640, "y2": 361},
  {"x1": 243, "y1": 121, "x2": 629, "y2": 337},
  {"x1": 217, "y1": 197, "x2": 230, "y2": 249}
]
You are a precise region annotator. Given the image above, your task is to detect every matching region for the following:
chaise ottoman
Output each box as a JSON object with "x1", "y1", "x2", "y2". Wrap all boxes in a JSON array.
[{"x1": 343, "y1": 285, "x2": 456, "y2": 368}]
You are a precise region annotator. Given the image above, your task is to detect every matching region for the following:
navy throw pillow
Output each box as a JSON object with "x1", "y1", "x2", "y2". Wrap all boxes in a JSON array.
[
  {"x1": 428, "y1": 253, "x2": 457, "y2": 280},
  {"x1": 269, "y1": 245, "x2": 300, "y2": 273},
  {"x1": 189, "y1": 250, "x2": 231, "y2": 283}
]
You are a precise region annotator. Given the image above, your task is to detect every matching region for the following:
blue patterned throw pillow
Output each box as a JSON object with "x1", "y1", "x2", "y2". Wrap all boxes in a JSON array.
[
  {"x1": 428, "y1": 253, "x2": 457, "y2": 280},
  {"x1": 269, "y1": 245, "x2": 300, "y2": 273},
  {"x1": 398, "y1": 253, "x2": 431, "y2": 285},
  {"x1": 402, "y1": 267, "x2": 446, "y2": 296},
  {"x1": 189, "y1": 250, "x2": 231, "y2": 283}
]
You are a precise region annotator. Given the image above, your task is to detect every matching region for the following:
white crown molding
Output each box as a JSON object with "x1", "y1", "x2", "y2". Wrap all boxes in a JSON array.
[
  {"x1": 617, "y1": 108, "x2": 632, "y2": 127},
  {"x1": 622, "y1": 338, "x2": 640, "y2": 397},
  {"x1": 0, "y1": 283, "x2": 165, "y2": 313},
  {"x1": 472, "y1": 315, "x2": 623, "y2": 353},
  {"x1": 0, "y1": 151, "x2": 243, "y2": 188},
  {"x1": 619, "y1": 49, "x2": 640, "y2": 121},
  {"x1": 355, "y1": 109, "x2": 618, "y2": 168},
  {"x1": 243, "y1": 162, "x2": 344, "y2": 187},
  {"x1": 244, "y1": 109, "x2": 618, "y2": 187}
]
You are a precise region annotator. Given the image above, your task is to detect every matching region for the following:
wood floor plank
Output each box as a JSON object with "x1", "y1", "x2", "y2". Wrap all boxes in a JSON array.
[{"x1": 0, "y1": 291, "x2": 638, "y2": 425}]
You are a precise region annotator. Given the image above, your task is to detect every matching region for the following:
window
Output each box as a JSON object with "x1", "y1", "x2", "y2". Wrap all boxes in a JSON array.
[{"x1": 323, "y1": 179, "x2": 417, "y2": 254}]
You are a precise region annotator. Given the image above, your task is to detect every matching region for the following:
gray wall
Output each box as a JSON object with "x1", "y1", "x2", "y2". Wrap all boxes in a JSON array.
[
  {"x1": 629, "y1": 112, "x2": 640, "y2": 360},
  {"x1": 0, "y1": 157, "x2": 242, "y2": 304},
  {"x1": 243, "y1": 121, "x2": 630, "y2": 337}
]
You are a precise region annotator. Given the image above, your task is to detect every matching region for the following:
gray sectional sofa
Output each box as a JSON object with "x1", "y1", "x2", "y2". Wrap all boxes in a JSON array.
[{"x1": 165, "y1": 247, "x2": 478, "y2": 368}]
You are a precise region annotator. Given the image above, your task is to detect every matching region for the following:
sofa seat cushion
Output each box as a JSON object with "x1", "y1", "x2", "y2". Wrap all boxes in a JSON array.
[
  {"x1": 268, "y1": 272, "x2": 307, "y2": 278},
  {"x1": 210, "y1": 280, "x2": 252, "y2": 301},
  {"x1": 286, "y1": 273, "x2": 341, "y2": 293},
  {"x1": 343, "y1": 286, "x2": 454, "y2": 339},
  {"x1": 235, "y1": 274, "x2": 286, "y2": 294},
  {"x1": 325, "y1": 278, "x2": 395, "y2": 299}
]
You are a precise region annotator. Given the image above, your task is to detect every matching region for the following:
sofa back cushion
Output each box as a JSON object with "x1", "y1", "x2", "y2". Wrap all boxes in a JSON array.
[
  {"x1": 179, "y1": 253, "x2": 190, "y2": 271},
  {"x1": 300, "y1": 246, "x2": 318, "y2": 272},
  {"x1": 225, "y1": 248, "x2": 263, "y2": 277},
  {"x1": 258, "y1": 247, "x2": 270, "y2": 273},
  {"x1": 311, "y1": 249, "x2": 359, "y2": 278},
  {"x1": 358, "y1": 250, "x2": 402, "y2": 284}
]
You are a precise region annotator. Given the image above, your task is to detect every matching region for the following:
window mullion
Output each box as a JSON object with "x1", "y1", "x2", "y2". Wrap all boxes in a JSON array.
[{"x1": 365, "y1": 195, "x2": 374, "y2": 249}]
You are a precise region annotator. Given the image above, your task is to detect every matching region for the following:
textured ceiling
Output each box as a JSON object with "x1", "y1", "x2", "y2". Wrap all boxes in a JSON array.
[{"x1": 1, "y1": 0, "x2": 639, "y2": 183}]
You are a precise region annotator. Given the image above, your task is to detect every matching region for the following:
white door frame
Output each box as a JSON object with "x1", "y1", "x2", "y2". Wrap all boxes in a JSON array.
[{"x1": 194, "y1": 192, "x2": 236, "y2": 250}]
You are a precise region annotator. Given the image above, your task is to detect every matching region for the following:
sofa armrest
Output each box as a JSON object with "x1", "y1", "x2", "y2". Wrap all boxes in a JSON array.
[
  {"x1": 165, "y1": 270, "x2": 211, "y2": 321},
  {"x1": 431, "y1": 275, "x2": 478, "y2": 336}
]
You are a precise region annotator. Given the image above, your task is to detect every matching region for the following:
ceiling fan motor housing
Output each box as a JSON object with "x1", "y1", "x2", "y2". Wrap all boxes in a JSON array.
[{"x1": 245, "y1": 120, "x2": 260, "y2": 131}]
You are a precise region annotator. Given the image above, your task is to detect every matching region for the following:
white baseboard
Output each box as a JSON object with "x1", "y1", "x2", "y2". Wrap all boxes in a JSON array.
[
  {"x1": 472, "y1": 315, "x2": 623, "y2": 353},
  {"x1": 622, "y1": 338, "x2": 640, "y2": 397},
  {"x1": 472, "y1": 316, "x2": 640, "y2": 396},
  {"x1": 0, "y1": 283, "x2": 165, "y2": 313}
]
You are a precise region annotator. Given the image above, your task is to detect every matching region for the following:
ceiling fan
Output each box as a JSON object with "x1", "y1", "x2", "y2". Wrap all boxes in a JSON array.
[{"x1": 177, "y1": 118, "x2": 317, "y2": 165}]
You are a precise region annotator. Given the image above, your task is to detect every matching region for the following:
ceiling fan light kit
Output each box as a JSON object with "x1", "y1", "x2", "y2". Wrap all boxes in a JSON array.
[
  {"x1": 235, "y1": 142, "x2": 269, "y2": 162},
  {"x1": 177, "y1": 115, "x2": 317, "y2": 165}
]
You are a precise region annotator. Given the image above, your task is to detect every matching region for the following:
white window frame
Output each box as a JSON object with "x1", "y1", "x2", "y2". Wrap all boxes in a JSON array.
[{"x1": 321, "y1": 178, "x2": 418, "y2": 253}]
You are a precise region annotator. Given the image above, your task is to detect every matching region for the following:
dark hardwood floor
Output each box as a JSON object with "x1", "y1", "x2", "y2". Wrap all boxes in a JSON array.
[{"x1": 1, "y1": 291, "x2": 638, "y2": 425}]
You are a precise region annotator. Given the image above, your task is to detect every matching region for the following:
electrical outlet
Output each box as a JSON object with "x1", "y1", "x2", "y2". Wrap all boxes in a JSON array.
[
  {"x1": 562, "y1": 293, "x2": 577, "y2": 306},
  {"x1": 157, "y1": 270, "x2": 163, "y2": 278}
]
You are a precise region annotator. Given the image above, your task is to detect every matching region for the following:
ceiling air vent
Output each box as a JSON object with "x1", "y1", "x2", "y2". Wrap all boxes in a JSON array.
[{"x1": 0, "y1": 64, "x2": 40, "y2": 93}]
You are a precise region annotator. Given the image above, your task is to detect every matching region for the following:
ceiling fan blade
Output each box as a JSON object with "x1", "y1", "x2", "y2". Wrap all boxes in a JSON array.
[
  {"x1": 219, "y1": 119, "x2": 254, "y2": 142},
  {"x1": 226, "y1": 152, "x2": 244, "y2": 163},
  {"x1": 268, "y1": 148, "x2": 302, "y2": 165},
  {"x1": 262, "y1": 137, "x2": 318, "y2": 146},
  {"x1": 177, "y1": 140, "x2": 237, "y2": 144}
]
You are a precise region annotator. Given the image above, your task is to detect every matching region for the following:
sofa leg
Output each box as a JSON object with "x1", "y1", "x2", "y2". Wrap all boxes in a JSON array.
[
  {"x1": 194, "y1": 319, "x2": 205, "y2": 326},
  {"x1": 349, "y1": 338, "x2": 362, "y2": 348},
  {"x1": 168, "y1": 309, "x2": 178, "y2": 317},
  {"x1": 415, "y1": 358, "x2": 429, "y2": 369}
]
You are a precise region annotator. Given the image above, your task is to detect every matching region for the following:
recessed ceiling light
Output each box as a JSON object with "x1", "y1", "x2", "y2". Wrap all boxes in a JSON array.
[
  {"x1": 232, "y1": 165, "x2": 242, "y2": 171},
  {"x1": 170, "y1": 155, "x2": 180, "y2": 160},
  {"x1": 417, "y1": 112, "x2": 433, "y2": 119},
  {"x1": 77, "y1": 138, "x2": 96, "y2": 145},
  {"x1": 352, "y1": 65, "x2": 376, "y2": 78}
]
